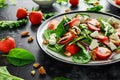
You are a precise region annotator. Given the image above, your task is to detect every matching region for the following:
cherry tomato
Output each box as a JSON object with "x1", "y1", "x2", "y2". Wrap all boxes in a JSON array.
[
  {"x1": 65, "y1": 44, "x2": 80, "y2": 55},
  {"x1": 29, "y1": 11, "x2": 43, "y2": 25},
  {"x1": 16, "y1": 8, "x2": 28, "y2": 19},
  {"x1": 87, "y1": 19, "x2": 100, "y2": 31},
  {"x1": 69, "y1": 0, "x2": 80, "y2": 6},
  {"x1": 115, "y1": 0, "x2": 120, "y2": 5},
  {"x1": 0, "y1": 36, "x2": 16, "y2": 53},
  {"x1": 48, "y1": 20, "x2": 59, "y2": 30},
  {"x1": 94, "y1": 47, "x2": 111, "y2": 59},
  {"x1": 58, "y1": 32, "x2": 75, "y2": 44},
  {"x1": 69, "y1": 18, "x2": 80, "y2": 28}
]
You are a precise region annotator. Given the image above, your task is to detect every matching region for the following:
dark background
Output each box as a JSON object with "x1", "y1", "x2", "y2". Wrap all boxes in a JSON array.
[{"x1": 0, "y1": 0, "x2": 120, "y2": 80}]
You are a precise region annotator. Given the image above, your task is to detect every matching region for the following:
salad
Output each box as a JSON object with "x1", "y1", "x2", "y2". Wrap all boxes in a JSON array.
[{"x1": 42, "y1": 13, "x2": 120, "y2": 64}]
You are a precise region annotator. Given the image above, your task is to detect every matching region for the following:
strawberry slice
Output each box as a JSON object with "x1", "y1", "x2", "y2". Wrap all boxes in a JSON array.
[
  {"x1": 87, "y1": 19, "x2": 100, "y2": 31},
  {"x1": 65, "y1": 44, "x2": 80, "y2": 56},
  {"x1": 48, "y1": 20, "x2": 59, "y2": 30},
  {"x1": 69, "y1": 18, "x2": 80, "y2": 28}
]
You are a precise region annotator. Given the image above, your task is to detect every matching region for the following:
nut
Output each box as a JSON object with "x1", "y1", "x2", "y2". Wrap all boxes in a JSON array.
[
  {"x1": 65, "y1": 8, "x2": 71, "y2": 12},
  {"x1": 33, "y1": 63, "x2": 40, "y2": 68},
  {"x1": 21, "y1": 31, "x2": 29, "y2": 37},
  {"x1": 38, "y1": 66, "x2": 46, "y2": 75},
  {"x1": 93, "y1": 1, "x2": 99, "y2": 6},
  {"x1": 90, "y1": 50, "x2": 97, "y2": 61},
  {"x1": 43, "y1": 40, "x2": 49, "y2": 45},
  {"x1": 64, "y1": 51, "x2": 71, "y2": 57},
  {"x1": 31, "y1": 70, "x2": 36, "y2": 76},
  {"x1": 28, "y1": 36, "x2": 33, "y2": 42}
]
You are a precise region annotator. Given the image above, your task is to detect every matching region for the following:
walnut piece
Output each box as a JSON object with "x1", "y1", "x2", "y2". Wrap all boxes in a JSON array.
[
  {"x1": 38, "y1": 66, "x2": 46, "y2": 75},
  {"x1": 28, "y1": 36, "x2": 33, "y2": 42},
  {"x1": 21, "y1": 31, "x2": 29, "y2": 37},
  {"x1": 65, "y1": 8, "x2": 71, "y2": 12},
  {"x1": 33, "y1": 63, "x2": 40, "y2": 68},
  {"x1": 43, "y1": 40, "x2": 49, "y2": 45},
  {"x1": 90, "y1": 50, "x2": 97, "y2": 61}
]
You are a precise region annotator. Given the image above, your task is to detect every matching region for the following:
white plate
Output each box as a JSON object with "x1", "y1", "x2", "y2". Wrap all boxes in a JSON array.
[
  {"x1": 37, "y1": 11, "x2": 120, "y2": 65},
  {"x1": 107, "y1": 0, "x2": 120, "y2": 9}
]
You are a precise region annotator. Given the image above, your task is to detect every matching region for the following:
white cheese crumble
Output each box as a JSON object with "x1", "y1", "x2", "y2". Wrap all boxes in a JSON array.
[
  {"x1": 89, "y1": 39, "x2": 99, "y2": 50},
  {"x1": 90, "y1": 31, "x2": 99, "y2": 38},
  {"x1": 48, "y1": 33, "x2": 57, "y2": 45},
  {"x1": 109, "y1": 33, "x2": 120, "y2": 41},
  {"x1": 107, "y1": 41, "x2": 117, "y2": 51}
]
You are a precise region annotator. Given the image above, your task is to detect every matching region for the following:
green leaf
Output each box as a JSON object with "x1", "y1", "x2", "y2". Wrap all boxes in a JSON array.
[
  {"x1": 72, "y1": 42, "x2": 91, "y2": 64},
  {"x1": 84, "y1": 0, "x2": 99, "y2": 4},
  {"x1": 53, "y1": 76, "x2": 71, "y2": 80},
  {"x1": 43, "y1": 29, "x2": 55, "y2": 40},
  {"x1": 0, "y1": 19, "x2": 28, "y2": 29},
  {"x1": 0, "y1": 66, "x2": 24, "y2": 80},
  {"x1": 43, "y1": 12, "x2": 56, "y2": 21},
  {"x1": 55, "y1": 16, "x2": 70, "y2": 38},
  {"x1": 98, "y1": 18, "x2": 115, "y2": 36},
  {"x1": 57, "y1": 0, "x2": 68, "y2": 4},
  {"x1": 4, "y1": 48, "x2": 35, "y2": 66},
  {"x1": 47, "y1": 44, "x2": 65, "y2": 53},
  {"x1": 86, "y1": 5, "x2": 103, "y2": 12}
]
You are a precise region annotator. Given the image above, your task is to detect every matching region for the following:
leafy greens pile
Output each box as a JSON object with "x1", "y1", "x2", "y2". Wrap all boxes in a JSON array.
[{"x1": 0, "y1": 66, "x2": 23, "y2": 80}]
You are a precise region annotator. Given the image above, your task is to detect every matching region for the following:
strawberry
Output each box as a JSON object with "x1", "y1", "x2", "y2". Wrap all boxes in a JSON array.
[
  {"x1": 69, "y1": 0, "x2": 80, "y2": 6},
  {"x1": 65, "y1": 44, "x2": 80, "y2": 56},
  {"x1": 69, "y1": 18, "x2": 81, "y2": 28},
  {"x1": 0, "y1": 36, "x2": 16, "y2": 53},
  {"x1": 48, "y1": 20, "x2": 59, "y2": 30},
  {"x1": 16, "y1": 8, "x2": 28, "y2": 19},
  {"x1": 29, "y1": 11, "x2": 43, "y2": 25}
]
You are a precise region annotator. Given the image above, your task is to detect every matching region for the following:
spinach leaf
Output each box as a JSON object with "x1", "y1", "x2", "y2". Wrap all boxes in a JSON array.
[
  {"x1": 84, "y1": 0, "x2": 99, "y2": 4},
  {"x1": 43, "y1": 29, "x2": 55, "y2": 40},
  {"x1": 48, "y1": 44, "x2": 65, "y2": 53},
  {"x1": 3, "y1": 48, "x2": 35, "y2": 66},
  {"x1": 57, "y1": 0, "x2": 68, "y2": 4},
  {"x1": 0, "y1": 66, "x2": 24, "y2": 80},
  {"x1": 53, "y1": 76, "x2": 71, "y2": 80},
  {"x1": 43, "y1": 12, "x2": 56, "y2": 21},
  {"x1": 79, "y1": 24, "x2": 92, "y2": 41},
  {"x1": 87, "y1": 5, "x2": 103, "y2": 12},
  {"x1": 55, "y1": 16, "x2": 70, "y2": 38},
  {"x1": 0, "y1": 19, "x2": 28, "y2": 29},
  {"x1": 72, "y1": 42, "x2": 91, "y2": 64},
  {"x1": 98, "y1": 18, "x2": 115, "y2": 36},
  {"x1": 69, "y1": 36, "x2": 84, "y2": 45}
]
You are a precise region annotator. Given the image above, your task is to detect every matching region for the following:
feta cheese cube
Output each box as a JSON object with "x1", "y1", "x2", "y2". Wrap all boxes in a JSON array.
[{"x1": 89, "y1": 39, "x2": 99, "y2": 50}]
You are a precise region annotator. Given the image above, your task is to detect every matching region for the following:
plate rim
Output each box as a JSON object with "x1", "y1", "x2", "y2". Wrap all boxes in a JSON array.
[
  {"x1": 107, "y1": 0, "x2": 120, "y2": 9},
  {"x1": 36, "y1": 11, "x2": 120, "y2": 66}
]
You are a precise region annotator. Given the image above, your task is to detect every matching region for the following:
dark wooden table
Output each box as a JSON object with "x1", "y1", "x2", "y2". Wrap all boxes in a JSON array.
[{"x1": 1, "y1": 0, "x2": 120, "y2": 80}]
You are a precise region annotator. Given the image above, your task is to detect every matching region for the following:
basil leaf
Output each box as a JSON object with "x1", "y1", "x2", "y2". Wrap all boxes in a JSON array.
[
  {"x1": 53, "y1": 76, "x2": 71, "y2": 80},
  {"x1": 72, "y1": 42, "x2": 91, "y2": 64},
  {"x1": 4, "y1": 48, "x2": 35, "y2": 66},
  {"x1": 0, "y1": 66, "x2": 24, "y2": 80}
]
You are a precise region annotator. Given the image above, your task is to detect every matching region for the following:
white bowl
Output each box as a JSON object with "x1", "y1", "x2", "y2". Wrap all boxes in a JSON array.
[{"x1": 32, "y1": 0, "x2": 56, "y2": 7}]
